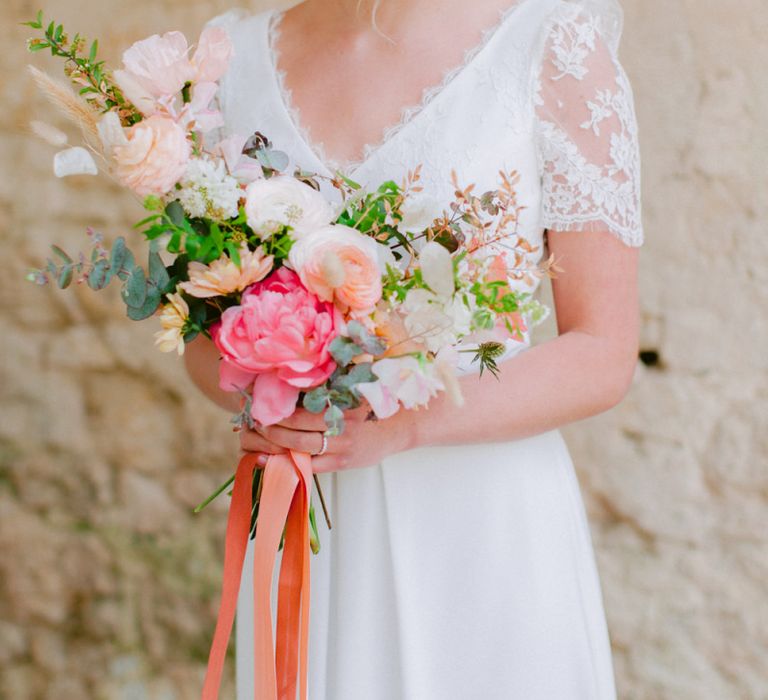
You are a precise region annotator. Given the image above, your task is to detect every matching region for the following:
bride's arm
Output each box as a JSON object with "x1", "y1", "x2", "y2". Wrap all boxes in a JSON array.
[
  {"x1": 414, "y1": 227, "x2": 640, "y2": 446},
  {"x1": 183, "y1": 335, "x2": 242, "y2": 414}
]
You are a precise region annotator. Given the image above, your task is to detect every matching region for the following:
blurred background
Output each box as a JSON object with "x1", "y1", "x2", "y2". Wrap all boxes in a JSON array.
[{"x1": 1, "y1": 0, "x2": 766, "y2": 698}]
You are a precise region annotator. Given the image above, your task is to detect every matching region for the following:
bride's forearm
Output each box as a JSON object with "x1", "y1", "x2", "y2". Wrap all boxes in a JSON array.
[
  {"x1": 183, "y1": 334, "x2": 241, "y2": 414},
  {"x1": 412, "y1": 331, "x2": 637, "y2": 449}
]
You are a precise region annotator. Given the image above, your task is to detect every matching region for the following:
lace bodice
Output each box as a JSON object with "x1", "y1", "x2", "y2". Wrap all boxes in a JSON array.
[{"x1": 207, "y1": 0, "x2": 643, "y2": 287}]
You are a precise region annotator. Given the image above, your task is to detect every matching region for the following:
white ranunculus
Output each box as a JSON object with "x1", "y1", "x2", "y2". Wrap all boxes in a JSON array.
[
  {"x1": 399, "y1": 193, "x2": 442, "y2": 233},
  {"x1": 418, "y1": 241, "x2": 455, "y2": 297},
  {"x1": 244, "y1": 176, "x2": 334, "y2": 239}
]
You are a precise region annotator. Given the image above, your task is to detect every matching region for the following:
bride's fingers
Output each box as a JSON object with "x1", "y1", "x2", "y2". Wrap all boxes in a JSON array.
[
  {"x1": 240, "y1": 429, "x2": 287, "y2": 455},
  {"x1": 277, "y1": 409, "x2": 328, "y2": 432},
  {"x1": 258, "y1": 424, "x2": 326, "y2": 454}
]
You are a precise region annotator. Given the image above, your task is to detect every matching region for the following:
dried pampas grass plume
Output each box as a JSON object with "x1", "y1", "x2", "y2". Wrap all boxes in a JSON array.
[
  {"x1": 27, "y1": 65, "x2": 100, "y2": 143},
  {"x1": 29, "y1": 120, "x2": 68, "y2": 146}
]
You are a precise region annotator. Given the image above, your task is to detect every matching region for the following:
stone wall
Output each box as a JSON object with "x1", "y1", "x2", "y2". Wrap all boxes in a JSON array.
[{"x1": 1, "y1": 0, "x2": 765, "y2": 698}]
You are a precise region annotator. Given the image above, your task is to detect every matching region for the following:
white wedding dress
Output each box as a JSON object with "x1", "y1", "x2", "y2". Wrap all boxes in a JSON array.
[{"x1": 208, "y1": 0, "x2": 643, "y2": 697}]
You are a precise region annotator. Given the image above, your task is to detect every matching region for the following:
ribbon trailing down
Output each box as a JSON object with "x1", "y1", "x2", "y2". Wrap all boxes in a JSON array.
[{"x1": 201, "y1": 450, "x2": 313, "y2": 700}]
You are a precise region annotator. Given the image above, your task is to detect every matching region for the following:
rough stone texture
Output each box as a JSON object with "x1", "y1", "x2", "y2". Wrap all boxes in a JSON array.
[{"x1": 0, "y1": 0, "x2": 765, "y2": 698}]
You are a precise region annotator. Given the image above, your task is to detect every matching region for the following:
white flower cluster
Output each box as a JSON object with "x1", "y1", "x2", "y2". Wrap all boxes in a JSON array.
[{"x1": 177, "y1": 157, "x2": 242, "y2": 220}]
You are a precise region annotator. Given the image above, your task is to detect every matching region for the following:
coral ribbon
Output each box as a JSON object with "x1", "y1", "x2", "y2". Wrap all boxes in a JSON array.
[{"x1": 201, "y1": 450, "x2": 313, "y2": 700}]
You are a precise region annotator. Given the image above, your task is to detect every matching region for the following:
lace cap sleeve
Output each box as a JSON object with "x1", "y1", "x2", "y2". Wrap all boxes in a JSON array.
[{"x1": 534, "y1": 1, "x2": 643, "y2": 246}]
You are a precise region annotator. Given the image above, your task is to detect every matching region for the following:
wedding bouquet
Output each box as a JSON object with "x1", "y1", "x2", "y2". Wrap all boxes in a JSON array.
[{"x1": 24, "y1": 12, "x2": 556, "y2": 699}]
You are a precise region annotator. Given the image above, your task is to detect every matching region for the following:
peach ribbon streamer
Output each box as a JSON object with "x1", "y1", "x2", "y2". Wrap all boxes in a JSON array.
[{"x1": 201, "y1": 450, "x2": 313, "y2": 700}]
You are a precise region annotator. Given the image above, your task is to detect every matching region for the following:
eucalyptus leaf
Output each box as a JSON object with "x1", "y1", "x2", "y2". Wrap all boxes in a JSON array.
[
  {"x1": 303, "y1": 387, "x2": 329, "y2": 414},
  {"x1": 116, "y1": 247, "x2": 135, "y2": 280},
  {"x1": 57, "y1": 264, "x2": 73, "y2": 289},
  {"x1": 87, "y1": 259, "x2": 112, "y2": 290},
  {"x1": 110, "y1": 237, "x2": 127, "y2": 272},
  {"x1": 256, "y1": 148, "x2": 289, "y2": 172},
  {"x1": 324, "y1": 405, "x2": 345, "y2": 436},
  {"x1": 123, "y1": 266, "x2": 147, "y2": 308},
  {"x1": 328, "y1": 337, "x2": 363, "y2": 367},
  {"x1": 346, "y1": 321, "x2": 386, "y2": 355},
  {"x1": 126, "y1": 286, "x2": 161, "y2": 321},
  {"x1": 165, "y1": 200, "x2": 186, "y2": 227},
  {"x1": 148, "y1": 250, "x2": 170, "y2": 292},
  {"x1": 51, "y1": 245, "x2": 73, "y2": 264}
]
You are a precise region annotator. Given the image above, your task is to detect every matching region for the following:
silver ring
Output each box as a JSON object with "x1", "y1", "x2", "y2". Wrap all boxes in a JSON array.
[{"x1": 315, "y1": 433, "x2": 328, "y2": 457}]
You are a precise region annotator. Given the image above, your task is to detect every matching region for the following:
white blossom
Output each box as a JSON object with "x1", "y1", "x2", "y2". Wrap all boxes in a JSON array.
[{"x1": 177, "y1": 157, "x2": 242, "y2": 220}]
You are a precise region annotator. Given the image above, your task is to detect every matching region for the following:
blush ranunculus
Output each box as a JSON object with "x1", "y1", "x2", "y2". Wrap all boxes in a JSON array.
[
  {"x1": 287, "y1": 224, "x2": 383, "y2": 315},
  {"x1": 211, "y1": 267, "x2": 341, "y2": 426},
  {"x1": 113, "y1": 115, "x2": 191, "y2": 197}
]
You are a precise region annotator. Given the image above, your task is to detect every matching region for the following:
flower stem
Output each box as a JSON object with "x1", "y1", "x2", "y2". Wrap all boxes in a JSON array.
[{"x1": 193, "y1": 473, "x2": 235, "y2": 513}]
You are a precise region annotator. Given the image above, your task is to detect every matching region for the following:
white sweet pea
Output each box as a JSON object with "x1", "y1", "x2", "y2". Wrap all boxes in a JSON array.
[
  {"x1": 113, "y1": 69, "x2": 158, "y2": 116},
  {"x1": 53, "y1": 147, "x2": 98, "y2": 177},
  {"x1": 216, "y1": 134, "x2": 264, "y2": 184},
  {"x1": 244, "y1": 176, "x2": 334, "y2": 239},
  {"x1": 402, "y1": 288, "x2": 473, "y2": 353},
  {"x1": 399, "y1": 193, "x2": 442, "y2": 233},
  {"x1": 418, "y1": 241, "x2": 455, "y2": 297},
  {"x1": 97, "y1": 111, "x2": 129, "y2": 152},
  {"x1": 356, "y1": 356, "x2": 444, "y2": 419}
]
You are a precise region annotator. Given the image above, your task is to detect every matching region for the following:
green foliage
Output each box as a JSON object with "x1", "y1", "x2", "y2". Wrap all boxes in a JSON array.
[
  {"x1": 464, "y1": 341, "x2": 507, "y2": 379},
  {"x1": 345, "y1": 321, "x2": 386, "y2": 355},
  {"x1": 24, "y1": 10, "x2": 138, "y2": 122},
  {"x1": 328, "y1": 336, "x2": 364, "y2": 367},
  {"x1": 323, "y1": 405, "x2": 344, "y2": 436}
]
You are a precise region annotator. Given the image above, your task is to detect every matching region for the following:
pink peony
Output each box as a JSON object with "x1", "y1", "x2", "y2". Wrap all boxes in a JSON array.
[
  {"x1": 211, "y1": 267, "x2": 341, "y2": 426},
  {"x1": 113, "y1": 115, "x2": 190, "y2": 197}
]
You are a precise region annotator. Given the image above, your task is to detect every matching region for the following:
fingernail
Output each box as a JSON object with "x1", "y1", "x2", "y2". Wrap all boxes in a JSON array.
[{"x1": 256, "y1": 454, "x2": 268, "y2": 467}]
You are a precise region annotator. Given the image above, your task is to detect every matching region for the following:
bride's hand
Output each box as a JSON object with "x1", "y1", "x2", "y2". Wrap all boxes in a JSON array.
[{"x1": 239, "y1": 406, "x2": 417, "y2": 473}]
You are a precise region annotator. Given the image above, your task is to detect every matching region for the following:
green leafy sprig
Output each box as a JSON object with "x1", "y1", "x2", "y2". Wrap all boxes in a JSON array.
[
  {"x1": 27, "y1": 230, "x2": 172, "y2": 321},
  {"x1": 23, "y1": 10, "x2": 139, "y2": 124}
]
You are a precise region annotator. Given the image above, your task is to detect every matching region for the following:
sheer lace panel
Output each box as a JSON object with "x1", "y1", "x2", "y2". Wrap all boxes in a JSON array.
[{"x1": 534, "y1": 3, "x2": 643, "y2": 246}]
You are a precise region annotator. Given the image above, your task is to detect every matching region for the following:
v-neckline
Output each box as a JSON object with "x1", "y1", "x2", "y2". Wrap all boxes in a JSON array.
[{"x1": 263, "y1": 0, "x2": 533, "y2": 178}]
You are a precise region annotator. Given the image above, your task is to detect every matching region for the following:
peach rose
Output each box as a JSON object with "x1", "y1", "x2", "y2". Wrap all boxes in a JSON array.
[
  {"x1": 287, "y1": 224, "x2": 383, "y2": 315},
  {"x1": 113, "y1": 115, "x2": 190, "y2": 197}
]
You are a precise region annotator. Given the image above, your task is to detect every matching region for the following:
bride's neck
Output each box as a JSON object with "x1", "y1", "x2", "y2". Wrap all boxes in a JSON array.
[{"x1": 294, "y1": 0, "x2": 473, "y2": 39}]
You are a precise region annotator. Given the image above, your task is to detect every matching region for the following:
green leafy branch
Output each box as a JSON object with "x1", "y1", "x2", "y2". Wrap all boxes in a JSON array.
[
  {"x1": 27, "y1": 231, "x2": 172, "y2": 321},
  {"x1": 302, "y1": 321, "x2": 386, "y2": 435},
  {"x1": 23, "y1": 10, "x2": 139, "y2": 124}
]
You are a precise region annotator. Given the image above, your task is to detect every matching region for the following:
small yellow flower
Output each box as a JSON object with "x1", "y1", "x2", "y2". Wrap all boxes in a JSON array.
[
  {"x1": 154, "y1": 291, "x2": 189, "y2": 355},
  {"x1": 179, "y1": 243, "x2": 274, "y2": 298}
]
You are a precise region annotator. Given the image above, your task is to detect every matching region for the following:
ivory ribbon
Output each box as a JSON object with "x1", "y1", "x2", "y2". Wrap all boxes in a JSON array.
[{"x1": 202, "y1": 450, "x2": 313, "y2": 700}]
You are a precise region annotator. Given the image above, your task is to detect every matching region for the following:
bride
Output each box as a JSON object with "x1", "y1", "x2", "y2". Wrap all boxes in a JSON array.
[{"x1": 185, "y1": 0, "x2": 643, "y2": 697}]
